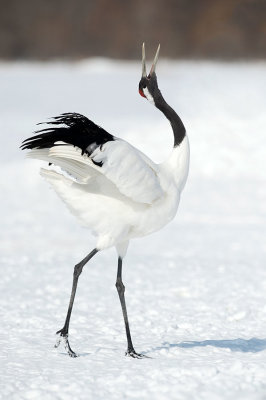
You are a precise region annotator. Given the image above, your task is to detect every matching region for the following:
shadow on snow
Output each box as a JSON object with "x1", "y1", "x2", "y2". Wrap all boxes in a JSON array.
[{"x1": 148, "y1": 338, "x2": 266, "y2": 354}]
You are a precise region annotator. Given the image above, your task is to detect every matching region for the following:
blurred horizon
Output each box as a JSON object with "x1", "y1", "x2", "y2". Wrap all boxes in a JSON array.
[{"x1": 1, "y1": 0, "x2": 266, "y2": 61}]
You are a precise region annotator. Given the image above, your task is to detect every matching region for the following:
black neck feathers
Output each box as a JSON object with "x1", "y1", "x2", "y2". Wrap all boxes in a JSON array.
[
  {"x1": 153, "y1": 90, "x2": 186, "y2": 147},
  {"x1": 139, "y1": 72, "x2": 186, "y2": 146}
]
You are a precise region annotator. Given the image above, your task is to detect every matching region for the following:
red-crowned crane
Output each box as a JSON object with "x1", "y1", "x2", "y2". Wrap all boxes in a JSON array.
[{"x1": 21, "y1": 44, "x2": 190, "y2": 358}]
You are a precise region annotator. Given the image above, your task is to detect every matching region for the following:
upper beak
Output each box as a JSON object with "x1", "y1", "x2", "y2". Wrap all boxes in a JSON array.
[{"x1": 142, "y1": 43, "x2": 160, "y2": 78}]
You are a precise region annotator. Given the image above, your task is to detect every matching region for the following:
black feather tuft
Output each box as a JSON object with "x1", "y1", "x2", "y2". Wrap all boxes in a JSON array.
[{"x1": 21, "y1": 113, "x2": 114, "y2": 157}]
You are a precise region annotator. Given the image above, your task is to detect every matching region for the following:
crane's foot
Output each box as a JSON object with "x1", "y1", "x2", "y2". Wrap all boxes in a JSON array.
[
  {"x1": 126, "y1": 348, "x2": 149, "y2": 359},
  {"x1": 54, "y1": 329, "x2": 78, "y2": 358}
]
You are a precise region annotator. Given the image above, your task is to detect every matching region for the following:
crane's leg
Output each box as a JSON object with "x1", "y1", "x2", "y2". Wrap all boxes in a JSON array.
[
  {"x1": 55, "y1": 248, "x2": 98, "y2": 357},
  {"x1": 116, "y1": 256, "x2": 145, "y2": 358}
]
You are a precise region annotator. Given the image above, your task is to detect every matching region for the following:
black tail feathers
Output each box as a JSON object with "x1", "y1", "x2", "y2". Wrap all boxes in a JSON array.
[{"x1": 21, "y1": 112, "x2": 114, "y2": 156}]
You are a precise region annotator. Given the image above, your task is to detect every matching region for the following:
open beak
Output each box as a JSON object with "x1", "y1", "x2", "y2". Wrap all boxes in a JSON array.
[{"x1": 142, "y1": 43, "x2": 160, "y2": 78}]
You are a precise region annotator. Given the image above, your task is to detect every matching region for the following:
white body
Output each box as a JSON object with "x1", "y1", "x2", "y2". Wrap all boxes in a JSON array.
[{"x1": 28, "y1": 135, "x2": 190, "y2": 256}]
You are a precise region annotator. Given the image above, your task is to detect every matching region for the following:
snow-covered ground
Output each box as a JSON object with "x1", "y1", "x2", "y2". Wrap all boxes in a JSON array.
[{"x1": 1, "y1": 59, "x2": 266, "y2": 399}]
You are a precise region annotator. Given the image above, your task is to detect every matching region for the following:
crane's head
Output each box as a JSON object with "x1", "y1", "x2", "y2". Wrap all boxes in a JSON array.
[{"x1": 139, "y1": 43, "x2": 160, "y2": 104}]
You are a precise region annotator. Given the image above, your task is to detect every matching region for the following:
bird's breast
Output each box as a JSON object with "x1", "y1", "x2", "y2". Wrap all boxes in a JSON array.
[
  {"x1": 129, "y1": 183, "x2": 180, "y2": 238},
  {"x1": 128, "y1": 136, "x2": 190, "y2": 239}
]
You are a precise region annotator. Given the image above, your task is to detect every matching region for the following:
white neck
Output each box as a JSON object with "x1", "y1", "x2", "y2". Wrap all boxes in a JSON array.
[{"x1": 164, "y1": 136, "x2": 190, "y2": 191}]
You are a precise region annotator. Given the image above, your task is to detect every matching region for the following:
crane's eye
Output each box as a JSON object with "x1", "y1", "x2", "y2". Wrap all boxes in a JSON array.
[{"x1": 143, "y1": 84, "x2": 146, "y2": 89}]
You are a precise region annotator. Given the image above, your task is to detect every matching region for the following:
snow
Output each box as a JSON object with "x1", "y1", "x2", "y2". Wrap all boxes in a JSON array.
[{"x1": 1, "y1": 59, "x2": 266, "y2": 400}]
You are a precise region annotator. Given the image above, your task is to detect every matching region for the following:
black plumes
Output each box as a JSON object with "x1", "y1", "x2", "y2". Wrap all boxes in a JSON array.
[{"x1": 21, "y1": 113, "x2": 114, "y2": 156}]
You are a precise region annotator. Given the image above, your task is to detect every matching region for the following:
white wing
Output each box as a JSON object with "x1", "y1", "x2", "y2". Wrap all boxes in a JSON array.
[
  {"x1": 27, "y1": 147, "x2": 99, "y2": 183},
  {"x1": 28, "y1": 139, "x2": 164, "y2": 204},
  {"x1": 90, "y1": 139, "x2": 164, "y2": 203}
]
